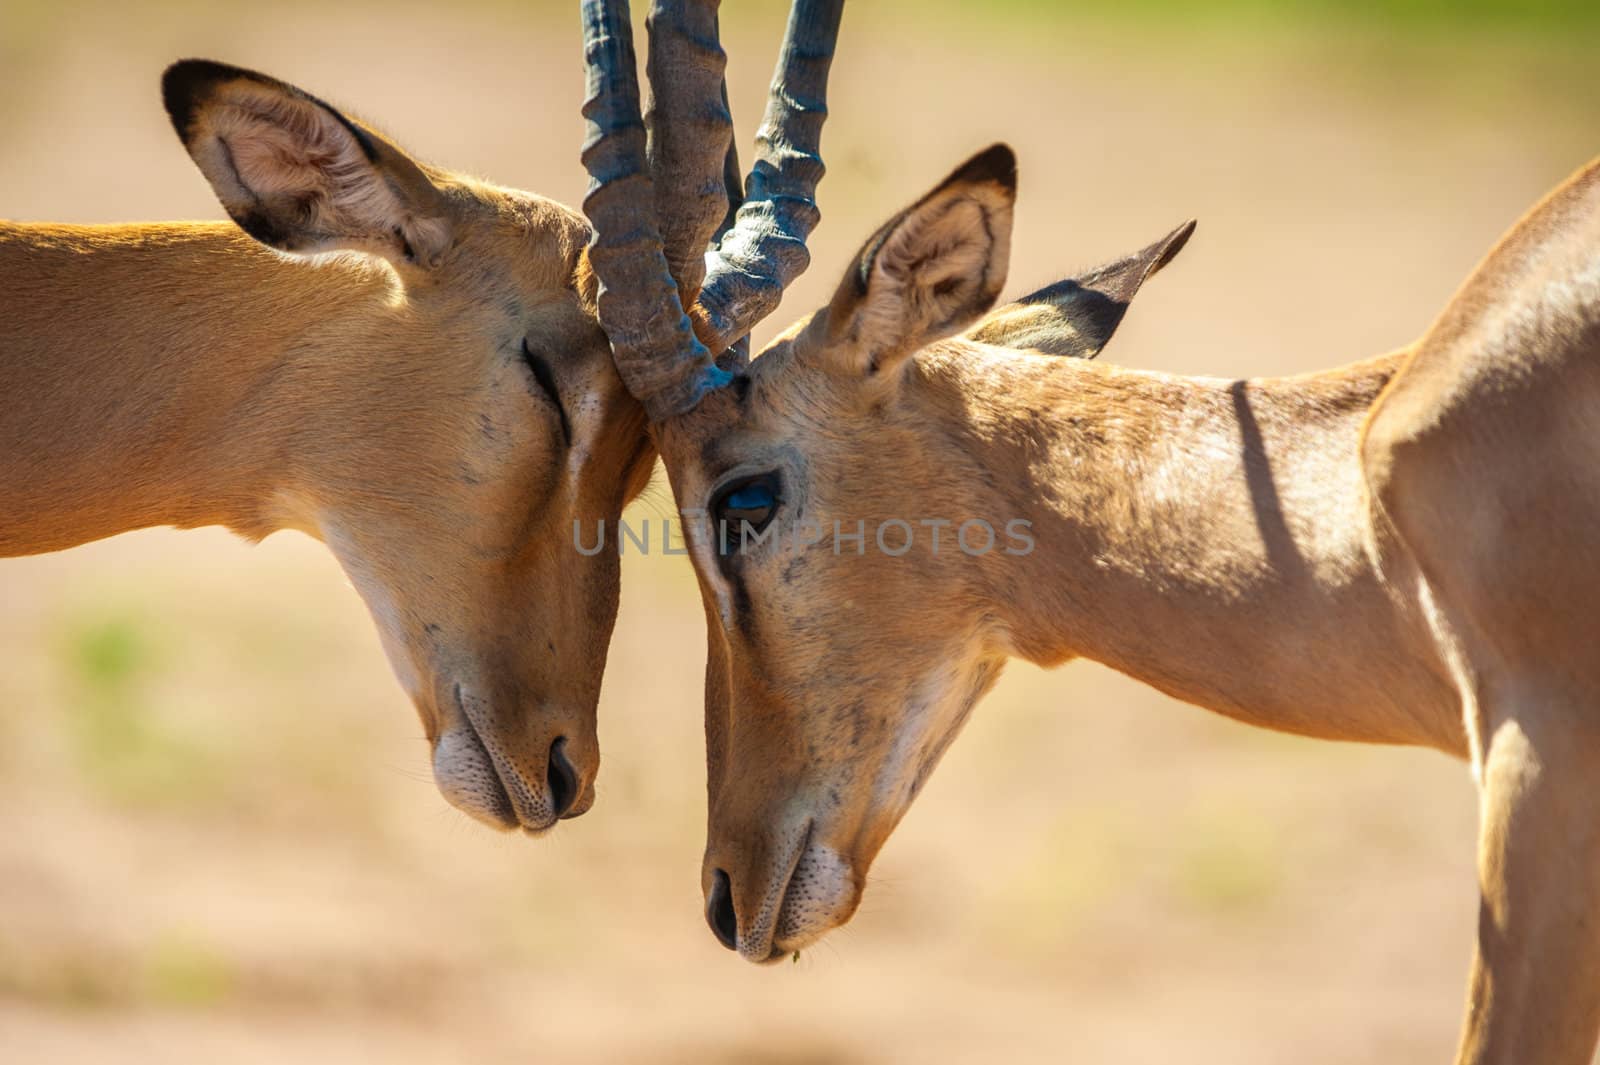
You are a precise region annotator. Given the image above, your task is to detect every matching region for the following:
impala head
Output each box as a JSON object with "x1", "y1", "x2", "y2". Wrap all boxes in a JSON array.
[
  {"x1": 161, "y1": 59, "x2": 654, "y2": 832},
  {"x1": 580, "y1": 2, "x2": 1193, "y2": 958},
  {"x1": 667, "y1": 147, "x2": 1022, "y2": 962}
]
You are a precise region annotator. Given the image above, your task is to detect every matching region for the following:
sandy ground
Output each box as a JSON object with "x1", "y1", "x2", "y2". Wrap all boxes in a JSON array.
[{"x1": 2, "y1": 2, "x2": 1597, "y2": 1061}]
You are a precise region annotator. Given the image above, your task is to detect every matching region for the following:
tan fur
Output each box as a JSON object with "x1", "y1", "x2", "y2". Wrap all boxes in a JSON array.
[
  {"x1": 1362, "y1": 158, "x2": 1600, "y2": 1064},
  {"x1": 1, "y1": 64, "x2": 652, "y2": 835},
  {"x1": 655, "y1": 147, "x2": 1600, "y2": 1061}
]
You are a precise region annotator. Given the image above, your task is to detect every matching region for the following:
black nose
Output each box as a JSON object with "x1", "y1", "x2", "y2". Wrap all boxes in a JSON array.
[
  {"x1": 547, "y1": 737, "x2": 580, "y2": 819},
  {"x1": 707, "y1": 868, "x2": 738, "y2": 951}
]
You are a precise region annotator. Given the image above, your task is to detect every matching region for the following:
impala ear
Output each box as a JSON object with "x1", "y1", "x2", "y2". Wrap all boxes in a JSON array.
[
  {"x1": 162, "y1": 59, "x2": 454, "y2": 268},
  {"x1": 825, "y1": 144, "x2": 1016, "y2": 377},
  {"x1": 967, "y1": 219, "x2": 1195, "y2": 359}
]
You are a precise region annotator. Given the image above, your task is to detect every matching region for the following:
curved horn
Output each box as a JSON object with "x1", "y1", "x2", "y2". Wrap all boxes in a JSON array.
[
  {"x1": 580, "y1": 0, "x2": 730, "y2": 421},
  {"x1": 692, "y1": 0, "x2": 844, "y2": 357},
  {"x1": 645, "y1": 0, "x2": 734, "y2": 303}
]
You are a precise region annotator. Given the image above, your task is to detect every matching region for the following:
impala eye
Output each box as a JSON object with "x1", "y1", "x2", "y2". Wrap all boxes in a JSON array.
[{"x1": 712, "y1": 474, "x2": 780, "y2": 553}]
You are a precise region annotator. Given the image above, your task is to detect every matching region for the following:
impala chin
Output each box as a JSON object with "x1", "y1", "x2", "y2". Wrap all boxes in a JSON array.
[
  {"x1": 769, "y1": 841, "x2": 859, "y2": 959},
  {"x1": 702, "y1": 669, "x2": 1000, "y2": 960},
  {"x1": 432, "y1": 724, "x2": 519, "y2": 831}
]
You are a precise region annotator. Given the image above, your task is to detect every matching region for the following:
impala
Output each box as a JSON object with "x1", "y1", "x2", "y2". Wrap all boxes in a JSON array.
[
  {"x1": 578, "y1": 5, "x2": 1600, "y2": 1058},
  {"x1": 1, "y1": 20, "x2": 821, "y2": 838}
]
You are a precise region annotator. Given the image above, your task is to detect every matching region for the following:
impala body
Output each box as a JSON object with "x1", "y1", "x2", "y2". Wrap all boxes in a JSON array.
[
  {"x1": 0, "y1": 60, "x2": 656, "y2": 833},
  {"x1": 575, "y1": 2, "x2": 1600, "y2": 1058}
]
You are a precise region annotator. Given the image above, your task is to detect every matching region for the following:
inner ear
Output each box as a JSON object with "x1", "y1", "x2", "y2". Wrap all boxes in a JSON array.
[
  {"x1": 162, "y1": 59, "x2": 453, "y2": 266},
  {"x1": 827, "y1": 144, "x2": 1017, "y2": 378},
  {"x1": 875, "y1": 198, "x2": 1003, "y2": 333}
]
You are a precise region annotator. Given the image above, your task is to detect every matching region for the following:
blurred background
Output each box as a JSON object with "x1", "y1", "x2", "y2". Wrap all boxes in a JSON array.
[{"x1": 3, "y1": 1, "x2": 1598, "y2": 1061}]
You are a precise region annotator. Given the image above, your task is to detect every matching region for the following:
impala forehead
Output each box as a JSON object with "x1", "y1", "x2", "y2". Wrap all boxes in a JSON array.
[
  {"x1": 668, "y1": 370, "x2": 833, "y2": 491},
  {"x1": 651, "y1": 384, "x2": 746, "y2": 474}
]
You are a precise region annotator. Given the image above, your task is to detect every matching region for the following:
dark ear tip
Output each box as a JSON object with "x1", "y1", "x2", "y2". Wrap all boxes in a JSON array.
[
  {"x1": 161, "y1": 59, "x2": 267, "y2": 140},
  {"x1": 949, "y1": 143, "x2": 1018, "y2": 194},
  {"x1": 162, "y1": 59, "x2": 229, "y2": 139},
  {"x1": 1154, "y1": 218, "x2": 1199, "y2": 272}
]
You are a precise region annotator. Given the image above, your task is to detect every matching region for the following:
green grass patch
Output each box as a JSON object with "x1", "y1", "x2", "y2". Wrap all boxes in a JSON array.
[
  {"x1": 891, "y1": 0, "x2": 1600, "y2": 127},
  {"x1": 142, "y1": 932, "x2": 236, "y2": 1007},
  {"x1": 1169, "y1": 805, "x2": 1283, "y2": 915},
  {"x1": 0, "y1": 933, "x2": 236, "y2": 1009},
  {"x1": 914, "y1": 0, "x2": 1600, "y2": 36},
  {"x1": 0, "y1": 944, "x2": 126, "y2": 1009},
  {"x1": 56, "y1": 609, "x2": 221, "y2": 808},
  {"x1": 985, "y1": 806, "x2": 1134, "y2": 953}
]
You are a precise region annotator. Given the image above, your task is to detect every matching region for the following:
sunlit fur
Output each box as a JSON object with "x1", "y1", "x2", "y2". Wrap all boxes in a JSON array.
[
  {"x1": 0, "y1": 62, "x2": 653, "y2": 835},
  {"x1": 657, "y1": 143, "x2": 1600, "y2": 1064}
]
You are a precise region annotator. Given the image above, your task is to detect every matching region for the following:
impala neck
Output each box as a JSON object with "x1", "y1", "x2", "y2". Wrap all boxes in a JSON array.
[
  {"x1": 0, "y1": 222, "x2": 394, "y2": 555},
  {"x1": 928, "y1": 344, "x2": 1464, "y2": 753}
]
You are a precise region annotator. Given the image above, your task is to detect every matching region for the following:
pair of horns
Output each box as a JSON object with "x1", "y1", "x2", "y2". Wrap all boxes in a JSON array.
[{"x1": 580, "y1": 0, "x2": 844, "y2": 420}]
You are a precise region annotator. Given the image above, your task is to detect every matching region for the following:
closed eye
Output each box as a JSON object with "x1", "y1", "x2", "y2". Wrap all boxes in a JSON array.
[{"x1": 521, "y1": 339, "x2": 571, "y2": 446}]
